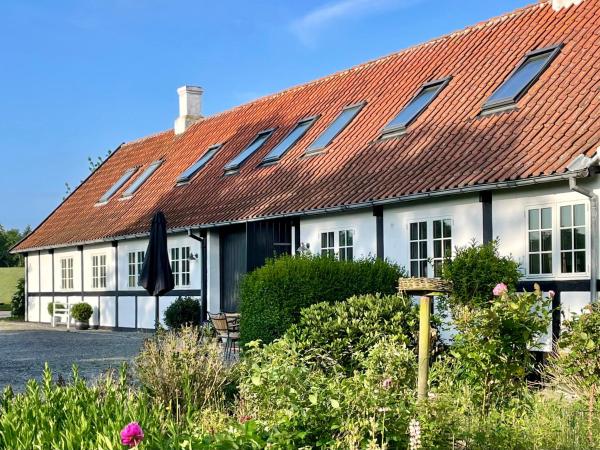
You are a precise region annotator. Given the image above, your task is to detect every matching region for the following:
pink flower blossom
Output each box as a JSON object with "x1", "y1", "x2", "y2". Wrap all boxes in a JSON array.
[
  {"x1": 493, "y1": 283, "x2": 508, "y2": 296},
  {"x1": 381, "y1": 378, "x2": 393, "y2": 389},
  {"x1": 548, "y1": 290, "x2": 556, "y2": 299},
  {"x1": 239, "y1": 415, "x2": 252, "y2": 424},
  {"x1": 121, "y1": 422, "x2": 144, "y2": 447}
]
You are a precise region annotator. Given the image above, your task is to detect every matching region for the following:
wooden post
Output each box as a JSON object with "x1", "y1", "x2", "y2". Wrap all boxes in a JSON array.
[{"x1": 417, "y1": 295, "x2": 431, "y2": 400}]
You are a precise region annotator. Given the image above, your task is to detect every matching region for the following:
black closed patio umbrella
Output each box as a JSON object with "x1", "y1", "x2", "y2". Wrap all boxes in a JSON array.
[{"x1": 139, "y1": 211, "x2": 175, "y2": 329}]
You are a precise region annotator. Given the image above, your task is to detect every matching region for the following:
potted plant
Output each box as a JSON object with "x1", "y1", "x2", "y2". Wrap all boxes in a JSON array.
[{"x1": 70, "y1": 303, "x2": 93, "y2": 330}]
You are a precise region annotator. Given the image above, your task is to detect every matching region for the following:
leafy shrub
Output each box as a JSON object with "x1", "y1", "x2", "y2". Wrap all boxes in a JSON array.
[
  {"x1": 164, "y1": 296, "x2": 201, "y2": 329},
  {"x1": 442, "y1": 240, "x2": 521, "y2": 308},
  {"x1": 444, "y1": 286, "x2": 552, "y2": 410},
  {"x1": 135, "y1": 326, "x2": 229, "y2": 412},
  {"x1": 237, "y1": 294, "x2": 422, "y2": 447},
  {"x1": 70, "y1": 302, "x2": 93, "y2": 321},
  {"x1": 10, "y1": 277, "x2": 24, "y2": 317},
  {"x1": 240, "y1": 254, "x2": 405, "y2": 345},
  {"x1": 284, "y1": 293, "x2": 420, "y2": 374}
]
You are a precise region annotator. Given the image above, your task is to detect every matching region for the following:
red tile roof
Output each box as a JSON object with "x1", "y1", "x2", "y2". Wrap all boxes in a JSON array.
[{"x1": 15, "y1": 0, "x2": 600, "y2": 252}]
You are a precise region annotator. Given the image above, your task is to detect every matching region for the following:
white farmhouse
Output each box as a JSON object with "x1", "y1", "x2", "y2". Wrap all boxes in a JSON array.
[{"x1": 12, "y1": 0, "x2": 600, "y2": 342}]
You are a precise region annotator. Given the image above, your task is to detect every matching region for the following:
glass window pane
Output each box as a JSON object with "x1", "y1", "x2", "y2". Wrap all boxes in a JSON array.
[
  {"x1": 178, "y1": 145, "x2": 221, "y2": 182},
  {"x1": 410, "y1": 261, "x2": 418, "y2": 277},
  {"x1": 528, "y1": 209, "x2": 539, "y2": 230},
  {"x1": 433, "y1": 261, "x2": 442, "y2": 278},
  {"x1": 328, "y1": 232, "x2": 334, "y2": 247},
  {"x1": 321, "y1": 233, "x2": 327, "y2": 248},
  {"x1": 561, "y1": 252, "x2": 573, "y2": 273},
  {"x1": 420, "y1": 261, "x2": 428, "y2": 277},
  {"x1": 122, "y1": 161, "x2": 162, "y2": 197},
  {"x1": 419, "y1": 222, "x2": 427, "y2": 239},
  {"x1": 485, "y1": 50, "x2": 556, "y2": 107},
  {"x1": 529, "y1": 254, "x2": 540, "y2": 274},
  {"x1": 560, "y1": 206, "x2": 572, "y2": 228},
  {"x1": 433, "y1": 220, "x2": 441, "y2": 239},
  {"x1": 410, "y1": 242, "x2": 418, "y2": 259},
  {"x1": 574, "y1": 204, "x2": 585, "y2": 227},
  {"x1": 410, "y1": 223, "x2": 418, "y2": 240},
  {"x1": 575, "y1": 251, "x2": 586, "y2": 272},
  {"x1": 541, "y1": 253, "x2": 552, "y2": 274},
  {"x1": 99, "y1": 168, "x2": 137, "y2": 203},
  {"x1": 561, "y1": 229, "x2": 572, "y2": 251},
  {"x1": 225, "y1": 131, "x2": 273, "y2": 171},
  {"x1": 443, "y1": 220, "x2": 452, "y2": 238},
  {"x1": 384, "y1": 82, "x2": 445, "y2": 131},
  {"x1": 434, "y1": 240, "x2": 442, "y2": 258},
  {"x1": 444, "y1": 239, "x2": 452, "y2": 257},
  {"x1": 574, "y1": 227, "x2": 585, "y2": 250},
  {"x1": 541, "y1": 230, "x2": 552, "y2": 252},
  {"x1": 529, "y1": 231, "x2": 540, "y2": 252},
  {"x1": 419, "y1": 242, "x2": 427, "y2": 258},
  {"x1": 347, "y1": 248, "x2": 353, "y2": 261},
  {"x1": 541, "y1": 208, "x2": 552, "y2": 230},
  {"x1": 347, "y1": 230, "x2": 353, "y2": 246},
  {"x1": 339, "y1": 231, "x2": 346, "y2": 247},
  {"x1": 263, "y1": 119, "x2": 315, "y2": 162},
  {"x1": 307, "y1": 104, "x2": 363, "y2": 152}
]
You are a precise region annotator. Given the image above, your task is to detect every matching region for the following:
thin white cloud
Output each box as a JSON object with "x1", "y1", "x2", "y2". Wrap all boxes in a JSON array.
[{"x1": 290, "y1": 0, "x2": 421, "y2": 45}]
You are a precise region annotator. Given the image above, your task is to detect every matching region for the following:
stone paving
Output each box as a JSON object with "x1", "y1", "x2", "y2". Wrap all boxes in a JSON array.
[{"x1": 0, "y1": 321, "x2": 147, "y2": 391}]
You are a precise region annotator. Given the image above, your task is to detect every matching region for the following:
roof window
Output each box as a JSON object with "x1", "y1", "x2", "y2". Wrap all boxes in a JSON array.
[
  {"x1": 482, "y1": 45, "x2": 562, "y2": 113},
  {"x1": 224, "y1": 130, "x2": 274, "y2": 173},
  {"x1": 305, "y1": 102, "x2": 364, "y2": 154},
  {"x1": 177, "y1": 144, "x2": 221, "y2": 183},
  {"x1": 97, "y1": 167, "x2": 137, "y2": 204},
  {"x1": 262, "y1": 117, "x2": 317, "y2": 164},
  {"x1": 121, "y1": 160, "x2": 162, "y2": 198}
]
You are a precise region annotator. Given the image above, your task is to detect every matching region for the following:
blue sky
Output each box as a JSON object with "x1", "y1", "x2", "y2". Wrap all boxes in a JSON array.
[{"x1": 0, "y1": 0, "x2": 530, "y2": 231}]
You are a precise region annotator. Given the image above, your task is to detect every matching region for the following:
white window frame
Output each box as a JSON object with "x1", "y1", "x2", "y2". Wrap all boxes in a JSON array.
[
  {"x1": 524, "y1": 201, "x2": 589, "y2": 279},
  {"x1": 407, "y1": 217, "x2": 453, "y2": 278},
  {"x1": 91, "y1": 254, "x2": 107, "y2": 289},
  {"x1": 60, "y1": 257, "x2": 74, "y2": 290},
  {"x1": 170, "y1": 246, "x2": 191, "y2": 287},
  {"x1": 319, "y1": 229, "x2": 355, "y2": 261},
  {"x1": 127, "y1": 251, "x2": 145, "y2": 288}
]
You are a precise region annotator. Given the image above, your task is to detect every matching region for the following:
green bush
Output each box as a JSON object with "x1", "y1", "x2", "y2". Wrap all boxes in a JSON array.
[
  {"x1": 240, "y1": 255, "x2": 405, "y2": 345},
  {"x1": 163, "y1": 296, "x2": 201, "y2": 329},
  {"x1": 47, "y1": 302, "x2": 65, "y2": 316},
  {"x1": 70, "y1": 302, "x2": 93, "y2": 321},
  {"x1": 443, "y1": 287, "x2": 552, "y2": 411},
  {"x1": 284, "y1": 293, "x2": 420, "y2": 374},
  {"x1": 442, "y1": 240, "x2": 521, "y2": 308},
  {"x1": 10, "y1": 277, "x2": 24, "y2": 318}
]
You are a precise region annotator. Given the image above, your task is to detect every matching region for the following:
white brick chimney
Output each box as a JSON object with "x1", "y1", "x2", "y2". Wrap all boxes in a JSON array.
[
  {"x1": 174, "y1": 85, "x2": 203, "y2": 135},
  {"x1": 552, "y1": 0, "x2": 583, "y2": 11}
]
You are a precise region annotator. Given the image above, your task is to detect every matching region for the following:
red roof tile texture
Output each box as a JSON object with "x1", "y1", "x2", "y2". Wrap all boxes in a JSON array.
[{"x1": 15, "y1": 0, "x2": 600, "y2": 251}]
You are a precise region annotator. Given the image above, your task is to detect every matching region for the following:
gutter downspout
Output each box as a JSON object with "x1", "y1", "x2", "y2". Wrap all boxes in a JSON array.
[
  {"x1": 569, "y1": 175, "x2": 598, "y2": 303},
  {"x1": 187, "y1": 229, "x2": 207, "y2": 322}
]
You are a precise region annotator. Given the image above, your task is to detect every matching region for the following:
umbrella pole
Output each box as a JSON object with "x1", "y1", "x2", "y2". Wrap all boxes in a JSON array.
[{"x1": 155, "y1": 295, "x2": 159, "y2": 330}]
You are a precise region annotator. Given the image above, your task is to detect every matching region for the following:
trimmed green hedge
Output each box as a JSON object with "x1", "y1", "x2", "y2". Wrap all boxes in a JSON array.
[{"x1": 239, "y1": 255, "x2": 405, "y2": 346}]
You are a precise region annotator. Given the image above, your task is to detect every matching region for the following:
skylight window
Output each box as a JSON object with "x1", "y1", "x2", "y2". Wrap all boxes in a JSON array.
[
  {"x1": 482, "y1": 45, "x2": 562, "y2": 112},
  {"x1": 382, "y1": 78, "x2": 450, "y2": 136},
  {"x1": 97, "y1": 167, "x2": 137, "y2": 204},
  {"x1": 224, "y1": 130, "x2": 274, "y2": 173},
  {"x1": 121, "y1": 160, "x2": 162, "y2": 198},
  {"x1": 177, "y1": 144, "x2": 221, "y2": 183},
  {"x1": 262, "y1": 117, "x2": 317, "y2": 164},
  {"x1": 306, "y1": 102, "x2": 364, "y2": 154}
]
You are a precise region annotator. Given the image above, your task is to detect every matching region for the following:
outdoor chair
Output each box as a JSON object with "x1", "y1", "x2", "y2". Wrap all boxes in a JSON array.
[
  {"x1": 208, "y1": 312, "x2": 239, "y2": 358},
  {"x1": 224, "y1": 313, "x2": 240, "y2": 355}
]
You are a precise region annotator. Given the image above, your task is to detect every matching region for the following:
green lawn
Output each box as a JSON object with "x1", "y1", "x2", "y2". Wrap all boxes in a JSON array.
[{"x1": 0, "y1": 267, "x2": 23, "y2": 307}]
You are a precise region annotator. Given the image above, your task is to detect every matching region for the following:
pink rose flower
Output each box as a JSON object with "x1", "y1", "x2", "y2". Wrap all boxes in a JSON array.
[
  {"x1": 548, "y1": 290, "x2": 556, "y2": 299},
  {"x1": 381, "y1": 378, "x2": 393, "y2": 389},
  {"x1": 121, "y1": 422, "x2": 144, "y2": 447},
  {"x1": 493, "y1": 283, "x2": 508, "y2": 296}
]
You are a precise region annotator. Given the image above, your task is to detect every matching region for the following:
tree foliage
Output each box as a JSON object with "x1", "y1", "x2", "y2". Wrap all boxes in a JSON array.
[{"x1": 0, "y1": 225, "x2": 30, "y2": 267}]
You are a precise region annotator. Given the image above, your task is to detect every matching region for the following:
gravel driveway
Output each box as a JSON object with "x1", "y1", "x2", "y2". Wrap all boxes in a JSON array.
[{"x1": 0, "y1": 321, "x2": 147, "y2": 391}]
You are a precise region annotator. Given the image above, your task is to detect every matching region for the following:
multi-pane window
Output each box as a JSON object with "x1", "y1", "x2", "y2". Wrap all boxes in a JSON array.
[
  {"x1": 60, "y1": 257, "x2": 74, "y2": 290},
  {"x1": 321, "y1": 232, "x2": 335, "y2": 258},
  {"x1": 128, "y1": 251, "x2": 145, "y2": 288},
  {"x1": 560, "y1": 204, "x2": 586, "y2": 274},
  {"x1": 92, "y1": 254, "x2": 107, "y2": 289},
  {"x1": 528, "y1": 207, "x2": 553, "y2": 275},
  {"x1": 409, "y1": 221, "x2": 428, "y2": 277},
  {"x1": 339, "y1": 230, "x2": 354, "y2": 261},
  {"x1": 170, "y1": 246, "x2": 191, "y2": 287},
  {"x1": 432, "y1": 219, "x2": 452, "y2": 277}
]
